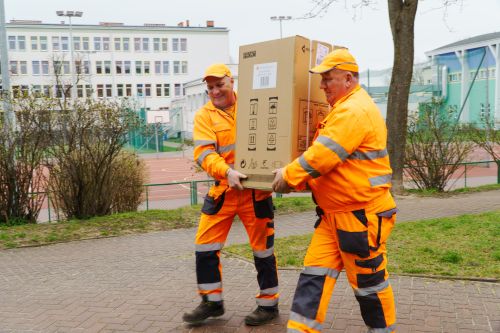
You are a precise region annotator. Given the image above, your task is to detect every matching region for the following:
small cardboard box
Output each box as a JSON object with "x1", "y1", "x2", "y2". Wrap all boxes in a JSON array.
[{"x1": 235, "y1": 36, "x2": 333, "y2": 190}]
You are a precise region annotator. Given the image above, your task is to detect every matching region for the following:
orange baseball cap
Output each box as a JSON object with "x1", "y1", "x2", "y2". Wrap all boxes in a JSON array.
[
  {"x1": 203, "y1": 63, "x2": 232, "y2": 81},
  {"x1": 310, "y1": 48, "x2": 359, "y2": 74}
]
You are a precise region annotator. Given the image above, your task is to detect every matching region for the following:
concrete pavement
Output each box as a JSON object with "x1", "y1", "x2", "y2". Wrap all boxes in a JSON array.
[{"x1": 1, "y1": 190, "x2": 499, "y2": 332}]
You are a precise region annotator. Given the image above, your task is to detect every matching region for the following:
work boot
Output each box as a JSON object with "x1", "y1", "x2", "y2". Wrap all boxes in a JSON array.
[
  {"x1": 244, "y1": 305, "x2": 279, "y2": 326},
  {"x1": 182, "y1": 296, "x2": 225, "y2": 325}
]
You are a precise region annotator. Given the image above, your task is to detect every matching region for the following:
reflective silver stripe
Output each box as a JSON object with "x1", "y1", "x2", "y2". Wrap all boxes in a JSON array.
[
  {"x1": 354, "y1": 280, "x2": 389, "y2": 297},
  {"x1": 198, "y1": 282, "x2": 222, "y2": 291},
  {"x1": 217, "y1": 143, "x2": 235, "y2": 154},
  {"x1": 260, "y1": 286, "x2": 279, "y2": 295},
  {"x1": 368, "y1": 324, "x2": 396, "y2": 333},
  {"x1": 369, "y1": 174, "x2": 392, "y2": 187},
  {"x1": 299, "y1": 155, "x2": 320, "y2": 178},
  {"x1": 256, "y1": 297, "x2": 278, "y2": 306},
  {"x1": 194, "y1": 140, "x2": 216, "y2": 147},
  {"x1": 253, "y1": 247, "x2": 274, "y2": 258},
  {"x1": 287, "y1": 329, "x2": 303, "y2": 333},
  {"x1": 316, "y1": 135, "x2": 348, "y2": 161},
  {"x1": 196, "y1": 149, "x2": 216, "y2": 166},
  {"x1": 349, "y1": 149, "x2": 388, "y2": 160},
  {"x1": 289, "y1": 311, "x2": 323, "y2": 331},
  {"x1": 206, "y1": 293, "x2": 223, "y2": 302},
  {"x1": 303, "y1": 266, "x2": 340, "y2": 279},
  {"x1": 195, "y1": 242, "x2": 223, "y2": 252}
]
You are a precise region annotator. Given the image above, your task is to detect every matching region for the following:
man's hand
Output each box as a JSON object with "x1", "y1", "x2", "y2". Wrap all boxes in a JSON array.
[
  {"x1": 272, "y1": 168, "x2": 292, "y2": 193},
  {"x1": 226, "y1": 168, "x2": 247, "y2": 190}
]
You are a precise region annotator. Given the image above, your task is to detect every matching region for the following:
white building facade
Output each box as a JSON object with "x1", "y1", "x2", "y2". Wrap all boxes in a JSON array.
[{"x1": 2, "y1": 19, "x2": 230, "y2": 115}]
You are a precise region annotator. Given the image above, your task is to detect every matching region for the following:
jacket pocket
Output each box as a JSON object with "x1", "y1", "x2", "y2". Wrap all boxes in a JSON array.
[
  {"x1": 252, "y1": 190, "x2": 274, "y2": 219},
  {"x1": 201, "y1": 191, "x2": 226, "y2": 215}
]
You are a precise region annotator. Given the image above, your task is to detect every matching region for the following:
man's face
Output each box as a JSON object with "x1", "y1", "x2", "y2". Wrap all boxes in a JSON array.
[
  {"x1": 205, "y1": 76, "x2": 235, "y2": 110},
  {"x1": 319, "y1": 69, "x2": 353, "y2": 106}
]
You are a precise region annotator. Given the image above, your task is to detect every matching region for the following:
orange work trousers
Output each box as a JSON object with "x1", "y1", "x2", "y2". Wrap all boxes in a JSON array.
[
  {"x1": 194, "y1": 187, "x2": 279, "y2": 306},
  {"x1": 287, "y1": 196, "x2": 397, "y2": 333}
]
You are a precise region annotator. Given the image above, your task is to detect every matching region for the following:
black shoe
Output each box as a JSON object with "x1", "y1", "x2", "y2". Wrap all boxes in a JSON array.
[
  {"x1": 182, "y1": 297, "x2": 225, "y2": 325},
  {"x1": 244, "y1": 305, "x2": 279, "y2": 326}
]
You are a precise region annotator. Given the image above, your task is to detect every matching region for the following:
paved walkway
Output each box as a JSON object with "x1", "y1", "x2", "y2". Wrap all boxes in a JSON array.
[{"x1": 1, "y1": 191, "x2": 499, "y2": 333}]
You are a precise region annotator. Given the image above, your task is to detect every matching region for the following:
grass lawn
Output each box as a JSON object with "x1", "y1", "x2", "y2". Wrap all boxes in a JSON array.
[{"x1": 225, "y1": 211, "x2": 500, "y2": 279}]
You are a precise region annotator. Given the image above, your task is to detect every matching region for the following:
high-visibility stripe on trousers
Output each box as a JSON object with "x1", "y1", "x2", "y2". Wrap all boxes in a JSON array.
[
  {"x1": 194, "y1": 187, "x2": 279, "y2": 306},
  {"x1": 287, "y1": 197, "x2": 397, "y2": 332}
]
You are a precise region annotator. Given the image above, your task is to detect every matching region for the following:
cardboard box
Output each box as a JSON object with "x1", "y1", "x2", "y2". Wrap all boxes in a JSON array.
[{"x1": 235, "y1": 36, "x2": 333, "y2": 190}]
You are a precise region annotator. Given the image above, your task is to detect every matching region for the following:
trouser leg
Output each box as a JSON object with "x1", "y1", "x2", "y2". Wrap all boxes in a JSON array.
[{"x1": 287, "y1": 214, "x2": 343, "y2": 333}]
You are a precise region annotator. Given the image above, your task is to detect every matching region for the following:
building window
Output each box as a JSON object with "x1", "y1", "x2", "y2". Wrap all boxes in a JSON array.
[
  {"x1": 32, "y1": 85, "x2": 42, "y2": 98},
  {"x1": 97, "y1": 84, "x2": 104, "y2": 98},
  {"x1": 123, "y1": 37, "x2": 130, "y2": 51},
  {"x1": 85, "y1": 84, "x2": 92, "y2": 97},
  {"x1": 153, "y1": 38, "x2": 160, "y2": 52},
  {"x1": 73, "y1": 37, "x2": 81, "y2": 51},
  {"x1": 31, "y1": 36, "x2": 38, "y2": 50},
  {"x1": 145, "y1": 84, "x2": 151, "y2": 97},
  {"x1": 20, "y1": 61, "x2": 27, "y2": 74},
  {"x1": 180, "y1": 38, "x2": 187, "y2": 52},
  {"x1": 172, "y1": 38, "x2": 179, "y2": 52},
  {"x1": 142, "y1": 38, "x2": 149, "y2": 52},
  {"x1": 163, "y1": 61, "x2": 169, "y2": 74},
  {"x1": 134, "y1": 37, "x2": 141, "y2": 51},
  {"x1": 61, "y1": 36, "x2": 69, "y2": 51},
  {"x1": 82, "y1": 37, "x2": 89, "y2": 50},
  {"x1": 114, "y1": 37, "x2": 121, "y2": 51},
  {"x1": 8, "y1": 36, "x2": 16, "y2": 50},
  {"x1": 32, "y1": 61, "x2": 41, "y2": 75},
  {"x1": 9, "y1": 61, "x2": 18, "y2": 75},
  {"x1": 103, "y1": 37, "x2": 110, "y2": 51},
  {"x1": 164, "y1": 84, "x2": 170, "y2": 97},
  {"x1": 126, "y1": 84, "x2": 132, "y2": 96},
  {"x1": 18, "y1": 36, "x2": 26, "y2": 50},
  {"x1": 135, "y1": 61, "x2": 142, "y2": 74},
  {"x1": 104, "y1": 61, "x2": 111, "y2": 74},
  {"x1": 77, "y1": 85, "x2": 84, "y2": 98},
  {"x1": 117, "y1": 84, "x2": 124, "y2": 97},
  {"x1": 52, "y1": 36, "x2": 60, "y2": 51},
  {"x1": 173, "y1": 61, "x2": 180, "y2": 74},
  {"x1": 155, "y1": 61, "x2": 161, "y2": 74},
  {"x1": 156, "y1": 84, "x2": 162, "y2": 96},
  {"x1": 162, "y1": 38, "x2": 168, "y2": 51},
  {"x1": 181, "y1": 61, "x2": 188, "y2": 74},
  {"x1": 174, "y1": 83, "x2": 182, "y2": 96},
  {"x1": 43, "y1": 85, "x2": 51, "y2": 97},
  {"x1": 105, "y1": 84, "x2": 112, "y2": 97},
  {"x1": 63, "y1": 61, "x2": 70, "y2": 75},
  {"x1": 136, "y1": 83, "x2": 143, "y2": 96},
  {"x1": 124, "y1": 61, "x2": 131, "y2": 74},
  {"x1": 144, "y1": 61, "x2": 150, "y2": 74},
  {"x1": 96, "y1": 61, "x2": 103, "y2": 74},
  {"x1": 40, "y1": 36, "x2": 48, "y2": 51},
  {"x1": 84, "y1": 61, "x2": 90, "y2": 74},
  {"x1": 116, "y1": 61, "x2": 123, "y2": 74},
  {"x1": 41, "y1": 61, "x2": 49, "y2": 75},
  {"x1": 94, "y1": 37, "x2": 101, "y2": 51}
]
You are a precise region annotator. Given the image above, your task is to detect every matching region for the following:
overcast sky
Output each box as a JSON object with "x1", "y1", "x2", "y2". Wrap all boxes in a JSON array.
[{"x1": 4, "y1": 0, "x2": 500, "y2": 70}]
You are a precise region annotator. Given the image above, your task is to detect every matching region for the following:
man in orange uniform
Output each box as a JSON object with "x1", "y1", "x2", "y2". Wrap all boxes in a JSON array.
[
  {"x1": 272, "y1": 49, "x2": 397, "y2": 333},
  {"x1": 183, "y1": 64, "x2": 279, "y2": 326}
]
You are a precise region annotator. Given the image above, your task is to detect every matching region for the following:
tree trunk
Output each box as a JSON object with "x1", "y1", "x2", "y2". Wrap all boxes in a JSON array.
[{"x1": 386, "y1": 0, "x2": 418, "y2": 194}]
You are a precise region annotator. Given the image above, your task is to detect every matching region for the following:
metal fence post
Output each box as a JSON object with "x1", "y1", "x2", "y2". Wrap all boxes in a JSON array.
[
  {"x1": 497, "y1": 160, "x2": 500, "y2": 184},
  {"x1": 191, "y1": 181, "x2": 198, "y2": 205},
  {"x1": 464, "y1": 163, "x2": 467, "y2": 188},
  {"x1": 47, "y1": 193, "x2": 51, "y2": 222},
  {"x1": 145, "y1": 186, "x2": 149, "y2": 210}
]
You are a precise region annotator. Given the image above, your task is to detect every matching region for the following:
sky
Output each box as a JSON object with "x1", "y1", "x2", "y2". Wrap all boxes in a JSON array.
[{"x1": 4, "y1": 0, "x2": 500, "y2": 70}]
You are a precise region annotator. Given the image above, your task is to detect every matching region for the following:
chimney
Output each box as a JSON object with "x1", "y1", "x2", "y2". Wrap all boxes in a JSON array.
[
  {"x1": 177, "y1": 21, "x2": 184, "y2": 27},
  {"x1": 206, "y1": 20, "x2": 214, "y2": 27},
  {"x1": 186, "y1": 19, "x2": 190, "y2": 27}
]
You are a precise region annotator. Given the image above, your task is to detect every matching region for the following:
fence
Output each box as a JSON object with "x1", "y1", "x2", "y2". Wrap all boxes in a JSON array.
[{"x1": 35, "y1": 160, "x2": 499, "y2": 222}]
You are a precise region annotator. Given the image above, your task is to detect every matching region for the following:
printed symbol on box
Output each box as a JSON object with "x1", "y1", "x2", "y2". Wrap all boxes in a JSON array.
[
  {"x1": 267, "y1": 133, "x2": 276, "y2": 151},
  {"x1": 272, "y1": 160, "x2": 284, "y2": 168},
  {"x1": 268, "y1": 117, "x2": 277, "y2": 130},
  {"x1": 302, "y1": 107, "x2": 313, "y2": 124},
  {"x1": 248, "y1": 133, "x2": 256, "y2": 151},
  {"x1": 240, "y1": 159, "x2": 247, "y2": 169},
  {"x1": 249, "y1": 118, "x2": 257, "y2": 130},
  {"x1": 298, "y1": 135, "x2": 307, "y2": 151},
  {"x1": 261, "y1": 159, "x2": 269, "y2": 169},
  {"x1": 269, "y1": 97, "x2": 278, "y2": 114},
  {"x1": 250, "y1": 158, "x2": 258, "y2": 169},
  {"x1": 250, "y1": 98, "x2": 258, "y2": 116}
]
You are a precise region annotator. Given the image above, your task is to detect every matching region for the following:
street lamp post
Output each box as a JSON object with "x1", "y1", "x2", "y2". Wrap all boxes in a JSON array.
[
  {"x1": 0, "y1": 0, "x2": 13, "y2": 129},
  {"x1": 56, "y1": 10, "x2": 83, "y2": 100},
  {"x1": 270, "y1": 16, "x2": 292, "y2": 39}
]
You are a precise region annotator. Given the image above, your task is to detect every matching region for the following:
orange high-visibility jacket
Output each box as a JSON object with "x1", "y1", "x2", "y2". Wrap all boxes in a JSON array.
[
  {"x1": 193, "y1": 98, "x2": 236, "y2": 199},
  {"x1": 283, "y1": 85, "x2": 393, "y2": 212}
]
